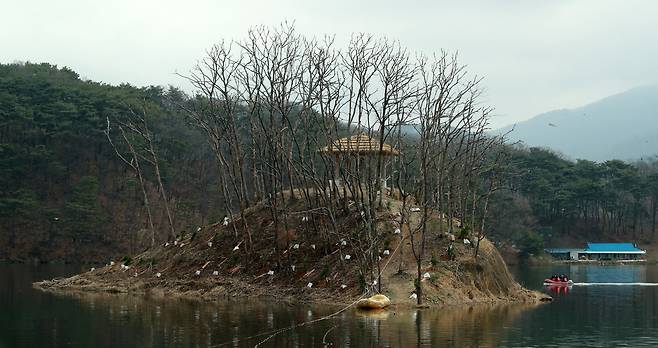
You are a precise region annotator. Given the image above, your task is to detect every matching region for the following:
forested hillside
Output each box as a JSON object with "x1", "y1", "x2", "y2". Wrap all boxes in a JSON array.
[
  {"x1": 488, "y1": 146, "x2": 658, "y2": 255},
  {"x1": 0, "y1": 63, "x2": 222, "y2": 262},
  {"x1": 2, "y1": 62, "x2": 657, "y2": 264}
]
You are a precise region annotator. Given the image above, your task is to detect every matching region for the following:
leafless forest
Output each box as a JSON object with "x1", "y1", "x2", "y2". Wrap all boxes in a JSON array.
[{"x1": 112, "y1": 24, "x2": 506, "y2": 302}]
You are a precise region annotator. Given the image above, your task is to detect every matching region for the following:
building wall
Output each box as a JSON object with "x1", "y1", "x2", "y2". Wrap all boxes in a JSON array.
[
  {"x1": 548, "y1": 250, "x2": 645, "y2": 261},
  {"x1": 581, "y1": 253, "x2": 641, "y2": 261}
]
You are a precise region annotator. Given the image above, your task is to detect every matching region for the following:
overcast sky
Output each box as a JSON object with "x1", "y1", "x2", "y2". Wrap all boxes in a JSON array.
[{"x1": 2, "y1": 0, "x2": 657, "y2": 128}]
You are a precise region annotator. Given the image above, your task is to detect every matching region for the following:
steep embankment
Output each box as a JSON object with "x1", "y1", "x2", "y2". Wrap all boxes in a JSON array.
[{"x1": 35, "y1": 193, "x2": 549, "y2": 307}]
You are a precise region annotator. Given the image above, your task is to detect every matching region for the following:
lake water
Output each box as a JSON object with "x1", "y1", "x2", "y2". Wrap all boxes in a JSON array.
[{"x1": 2, "y1": 263, "x2": 658, "y2": 347}]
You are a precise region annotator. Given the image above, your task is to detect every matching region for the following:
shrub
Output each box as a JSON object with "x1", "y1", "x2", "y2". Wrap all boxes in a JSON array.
[
  {"x1": 320, "y1": 264, "x2": 331, "y2": 278},
  {"x1": 121, "y1": 255, "x2": 132, "y2": 265},
  {"x1": 431, "y1": 253, "x2": 438, "y2": 266},
  {"x1": 458, "y1": 225, "x2": 471, "y2": 239}
]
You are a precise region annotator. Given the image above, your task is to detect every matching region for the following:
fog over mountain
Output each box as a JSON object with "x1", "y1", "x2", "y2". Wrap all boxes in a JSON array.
[{"x1": 498, "y1": 85, "x2": 658, "y2": 162}]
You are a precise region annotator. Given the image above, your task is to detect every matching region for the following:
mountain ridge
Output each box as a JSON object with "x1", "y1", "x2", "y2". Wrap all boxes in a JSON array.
[{"x1": 498, "y1": 85, "x2": 658, "y2": 161}]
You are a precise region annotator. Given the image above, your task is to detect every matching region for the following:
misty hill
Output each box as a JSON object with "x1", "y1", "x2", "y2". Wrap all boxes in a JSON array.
[{"x1": 499, "y1": 85, "x2": 658, "y2": 161}]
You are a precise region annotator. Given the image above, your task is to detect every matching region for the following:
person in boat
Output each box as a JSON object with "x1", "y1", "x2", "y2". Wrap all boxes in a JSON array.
[{"x1": 551, "y1": 274, "x2": 558, "y2": 281}]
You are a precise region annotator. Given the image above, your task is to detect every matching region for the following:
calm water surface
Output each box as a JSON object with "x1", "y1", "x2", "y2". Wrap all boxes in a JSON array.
[{"x1": 2, "y1": 263, "x2": 658, "y2": 347}]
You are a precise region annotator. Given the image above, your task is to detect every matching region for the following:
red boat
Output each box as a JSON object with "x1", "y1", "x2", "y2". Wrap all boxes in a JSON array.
[{"x1": 543, "y1": 278, "x2": 574, "y2": 286}]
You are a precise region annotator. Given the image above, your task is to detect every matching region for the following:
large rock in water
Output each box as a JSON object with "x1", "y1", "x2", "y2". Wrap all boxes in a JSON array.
[{"x1": 356, "y1": 294, "x2": 391, "y2": 309}]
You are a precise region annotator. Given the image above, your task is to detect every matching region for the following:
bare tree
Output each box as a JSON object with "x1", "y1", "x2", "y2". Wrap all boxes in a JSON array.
[
  {"x1": 105, "y1": 117, "x2": 156, "y2": 247},
  {"x1": 176, "y1": 23, "x2": 503, "y2": 301},
  {"x1": 121, "y1": 102, "x2": 177, "y2": 240}
]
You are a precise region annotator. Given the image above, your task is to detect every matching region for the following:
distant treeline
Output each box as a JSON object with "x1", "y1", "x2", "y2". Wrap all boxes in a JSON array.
[{"x1": 488, "y1": 146, "x2": 658, "y2": 254}]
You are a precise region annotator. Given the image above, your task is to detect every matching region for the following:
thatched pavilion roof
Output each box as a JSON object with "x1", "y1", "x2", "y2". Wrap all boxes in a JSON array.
[{"x1": 319, "y1": 133, "x2": 401, "y2": 156}]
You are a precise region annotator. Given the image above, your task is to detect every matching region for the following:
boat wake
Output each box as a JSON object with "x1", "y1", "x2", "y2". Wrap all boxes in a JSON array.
[{"x1": 573, "y1": 282, "x2": 658, "y2": 286}]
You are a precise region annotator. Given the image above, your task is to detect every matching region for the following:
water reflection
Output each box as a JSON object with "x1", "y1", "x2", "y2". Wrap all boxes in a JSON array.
[
  {"x1": 510, "y1": 263, "x2": 658, "y2": 347},
  {"x1": 6, "y1": 264, "x2": 658, "y2": 347},
  {"x1": 30, "y1": 288, "x2": 533, "y2": 348},
  {"x1": 359, "y1": 304, "x2": 534, "y2": 348},
  {"x1": 545, "y1": 285, "x2": 571, "y2": 295}
]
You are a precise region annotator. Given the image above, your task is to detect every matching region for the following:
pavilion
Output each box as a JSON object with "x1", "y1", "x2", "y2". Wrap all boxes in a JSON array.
[{"x1": 319, "y1": 133, "x2": 400, "y2": 190}]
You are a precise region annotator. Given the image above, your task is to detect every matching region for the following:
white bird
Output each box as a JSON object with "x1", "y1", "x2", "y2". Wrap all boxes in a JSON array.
[
  {"x1": 394, "y1": 228, "x2": 401, "y2": 235},
  {"x1": 90, "y1": 267, "x2": 95, "y2": 272},
  {"x1": 156, "y1": 272, "x2": 162, "y2": 278},
  {"x1": 360, "y1": 211, "x2": 365, "y2": 217},
  {"x1": 195, "y1": 270, "x2": 201, "y2": 276},
  {"x1": 267, "y1": 270, "x2": 275, "y2": 276},
  {"x1": 372, "y1": 279, "x2": 377, "y2": 286},
  {"x1": 344, "y1": 254, "x2": 351, "y2": 260},
  {"x1": 134, "y1": 272, "x2": 138, "y2": 277},
  {"x1": 383, "y1": 250, "x2": 390, "y2": 255},
  {"x1": 307, "y1": 282, "x2": 313, "y2": 288},
  {"x1": 311, "y1": 244, "x2": 316, "y2": 250},
  {"x1": 165, "y1": 242, "x2": 169, "y2": 247},
  {"x1": 212, "y1": 271, "x2": 219, "y2": 276},
  {"x1": 208, "y1": 241, "x2": 213, "y2": 247},
  {"x1": 174, "y1": 240, "x2": 178, "y2": 246},
  {"x1": 463, "y1": 238, "x2": 471, "y2": 245},
  {"x1": 233, "y1": 245, "x2": 240, "y2": 251},
  {"x1": 291, "y1": 265, "x2": 296, "y2": 271},
  {"x1": 293, "y1": 243, "x2": 300, "y2": 249},
  {"x1": 53, "y1": 217, "x2": 60, "y2": 221},
  {"x1": 409, "y1": 293, "x2": 417, "y2": 299},
  {"x1": 301, "y1": 216, "x2": 309, "y2": 222},
  {"x1": 223, "y1": 216, "x2": 229, "y2": 226},
  {"x1": 340, "y1": 284, "x2": 347, "y2": 289},
  {"x1": 423, "y1": 272, "x2": 431, "y2": 279},
  {"x1": 197, "y1": 226, "x2": 202, "y2": 232},
  {"x1": 110, "y1": 261, "x2": 115, "y2": 266},
  {"x1": 410, "y1": 207, "x2": 421, "y2": 212},
  {"x1": 179, "y1": 243, "x2": 185, "y2": 248},
  {"x1": 341, "y1": 240, "x2": 347, "y2": 246}
]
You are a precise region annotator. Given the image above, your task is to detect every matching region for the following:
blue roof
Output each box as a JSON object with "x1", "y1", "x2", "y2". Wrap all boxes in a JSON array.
[
  {"x1": 586, "y1": 243, "x2": 642, "y2": 252},
  {"x1": 544, "y1": 248, "x2": 582, "y2": 254}
]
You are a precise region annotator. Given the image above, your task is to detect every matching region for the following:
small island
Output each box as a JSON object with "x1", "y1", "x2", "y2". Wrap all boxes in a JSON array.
[
  {"x1": 36, "y1": 187, "x2": 548, "y2": 307},
  {"x1": 37, "y1": 129, "x2": 547, "y2": 307},
  {"x1": 3, "y1": 3, "x2": 658, "y2": 347},
  {"x1": 28, "y1": 25, "x2": 551, "y2": 309}
]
